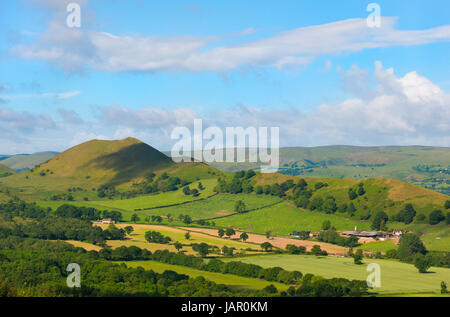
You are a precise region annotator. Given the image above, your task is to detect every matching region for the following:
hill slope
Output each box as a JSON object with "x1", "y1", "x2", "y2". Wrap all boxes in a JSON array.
[
  {"x1": 201, "y1": 146, "x2": 450, "y2": 194},
  {"x1": 254, "y1": 173, "x2": 449, "y2": 219},
  {"x1": 0, "y1": 164, "x2": 16, "y2": 178}
]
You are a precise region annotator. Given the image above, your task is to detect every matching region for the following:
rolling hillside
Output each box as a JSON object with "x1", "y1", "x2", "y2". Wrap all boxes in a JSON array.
[
  {"x1": 193, "y1": 146, "x2": 450, "y2": 195},
  {"x1": 254, "y1": 173, "x2": 449, "y2": 219}
]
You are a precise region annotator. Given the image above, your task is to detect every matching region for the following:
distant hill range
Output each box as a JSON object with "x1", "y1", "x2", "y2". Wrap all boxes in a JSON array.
[
  {"x1": 0, "y1": 152, "x2": 58, "y2": 172},
  {"x1": 169, "y1": 145, "x2": 449, "y2": 195},
  {"x1": 2, "y1": 143, "x2": 448, "y2": 195}
]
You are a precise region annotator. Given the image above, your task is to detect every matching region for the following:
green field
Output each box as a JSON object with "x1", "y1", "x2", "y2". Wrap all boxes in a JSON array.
[
  {"x1": 36, "y1": 179, "x2": 217, "y2": 219},
  {"x1": 357, "y1": 240, "x2": 398, "y2": 253},
  {"x1": 89, "y1": 178, "x2": 217, "y2": 211},
  {"x1": 142, "y1": 193, "x2": 281, "y2": 220},
  {"x1": 223, "y1": 254, "x2": 450, "y2": 294},
  {"x1": 214, "y1": 201, "x2": 371, "y2": 235},
  {"x1": 123, "y1": 260, "x2": 289, "y2": 291}
]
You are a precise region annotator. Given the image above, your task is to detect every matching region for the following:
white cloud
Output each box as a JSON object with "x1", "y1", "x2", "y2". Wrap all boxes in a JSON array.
[
  {"x1": 2, "y1": 90, "x2": 81, "y2": 100},
  {"x1": 11, "y1": 9, "x2": 450, "y2": 73},
  {"x1": 1, "y1": 61, "x2": 449, "y2": 154}
]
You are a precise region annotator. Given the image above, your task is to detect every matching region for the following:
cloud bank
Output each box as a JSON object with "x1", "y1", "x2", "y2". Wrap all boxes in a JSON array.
[{"x1": 1, "y1": 62, "x2": 449, "y2": 153}]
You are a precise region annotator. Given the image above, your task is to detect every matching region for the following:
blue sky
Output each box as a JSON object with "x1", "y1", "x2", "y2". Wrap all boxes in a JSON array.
[{"x1": 0, "y1": 0, "x2": 449, "y2": 154}]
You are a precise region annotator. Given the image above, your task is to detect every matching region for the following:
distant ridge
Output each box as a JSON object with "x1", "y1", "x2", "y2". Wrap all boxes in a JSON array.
[{"x1": 1, "y1": 152, "x2": 58, "y2": 172}]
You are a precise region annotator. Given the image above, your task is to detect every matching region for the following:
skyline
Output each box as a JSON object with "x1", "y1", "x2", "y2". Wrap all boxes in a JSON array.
[{"x1": 0, "y1": 0, "x2": 449, "y2": 154}]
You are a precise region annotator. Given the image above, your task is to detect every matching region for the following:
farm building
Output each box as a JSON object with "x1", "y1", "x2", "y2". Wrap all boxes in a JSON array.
[
  {"x1": 392, "y1": 229, "x2": 404, "y2": 236},
  {"x1": 289, "y1": 231, "x2": 310, "y2": 239},
  {"x1": 97, "y1": 218, "x2": 115, "y2": 224},
  {"x1": 341, "y1": 230, "x2": 380, "y2": 238}
]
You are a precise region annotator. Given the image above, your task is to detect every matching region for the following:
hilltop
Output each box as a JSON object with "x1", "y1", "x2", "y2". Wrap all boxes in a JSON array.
[{"x1": 33, "y1": 137, "x2": 173, "y2": 183}]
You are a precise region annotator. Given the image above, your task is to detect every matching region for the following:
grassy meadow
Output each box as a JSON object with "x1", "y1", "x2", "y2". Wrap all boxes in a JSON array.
[
  {"x1": 214, "y1": 201, "x2": 371, "y2": 236},
  {"x1": 223, "y1": 254, "x2": 450, "y2": 295},
  {"x1": 123, "y1": 260, "x2": 289, "y2": 291}
]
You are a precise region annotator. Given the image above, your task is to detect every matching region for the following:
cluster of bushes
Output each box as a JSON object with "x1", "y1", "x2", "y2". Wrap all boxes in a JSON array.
[
  {"x1": 55, "y1": 204, "x2": 122, "y2": 222},
  {"x1": 254, "y1": 179, "x2": 296, "y2": 198},
  {"x1": 285, "y1": 244, "x2": 307, "y2": 254},
  {"x1": 214, "y1": 170, "x2": 256, "y2": 194},
  {"x1": 392, "y1": 203, "x2": 416, "y2": 224},
  {"x1": 291, "y1": 179, "x2": 341, "y2": 215},
  {"x1": 348, "y1": 183, "x2": 365, "y2": 200},
  {"x1": 98, "y1": 245, "x2": 152, "y2": 261},
  {"x1": 145, "y1": 231, "x2": 171, "y2": 244},
  {"x1": 317, "y1": 229, "x2": 359, "y2": 247},
  {"x1": 196, "y1": 219, "x2": 215, "y2": 226},
  {"x1": 384, "y1": 233, "x2": 449, "y2": 270},
  {"x1": 286, "y1": 275, "x2": 368, "y2": 297},
  {"x1": 392, "y1": 202, "x2": 449, "y2": 225},
  {"x1": 96, "y1": 185, "x2": 120, "y2": 199},
  {"x1": 182, "y1": 186, "x2": 199, "y2": 197},
  {"x1": 0, "y1": 200, "x2": 125, "y2": 244},
  {"x1": 178, "y1": 214, "x2": 193, "y2": 224},
  {"x1": 151, "y1": 249, "x2": 305, "y2": 285},
  {"x1": 50, "y1": 193, "x2": 75, "y2": 201}
]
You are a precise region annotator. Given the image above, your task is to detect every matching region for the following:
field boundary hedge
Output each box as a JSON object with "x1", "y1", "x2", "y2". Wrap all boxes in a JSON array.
[
  {"x1": 198, "y1": 199, "x2": 284, "y2": 221},
  {"x1": 134, "y1": 193, "x2": 219, "y2": 211}
]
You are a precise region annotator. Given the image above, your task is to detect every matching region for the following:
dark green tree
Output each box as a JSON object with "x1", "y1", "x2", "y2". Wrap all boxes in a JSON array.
[
  {"x1": 234, "y1": 200, "x2": 246, "y2": 213},
  {"x1": 353, "y1": 249, "x2": 363, "y2": 265},
  {"x1": 261, "y1": 242, "x2": 273, "y2": 252},
  {"x1": 225, "y1": 228, "x2": 236, "y2": 238},
  {"x1": 240, "y1": 232, "x2": 249, "y2": 242},
  {"x1": 131, "y1": 213, "x2": 140, "y2": 223},
  {"x1": 397, "y1": 233, "x2": 427, "y2": 261},
  {"x1": 322, "y1": 220, "x2": 331, "y2": 230},
  {"x1": 414, "y1": 255, "x2": 432, "y2": 273},
  {"x1": 429, "y1": 209, "x2": 445, "y2": 225},
  {"x1": 371, "y1": 211, "x2": 388, "y2": 230}
]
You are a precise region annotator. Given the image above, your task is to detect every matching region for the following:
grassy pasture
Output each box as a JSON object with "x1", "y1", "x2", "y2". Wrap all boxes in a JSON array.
[
  {"x1": 356, "y1": 240, "x2": 398, "y2": 253},
  {"x1": 214, "y1": 201, "x2": 371, "y2": 236},
  {"x1": 123, "y1": 260, "x2": 289, "y2": 291},
  {"x1": 223, "y1": 254, "x2": 450, "y2": 295},
  {"x1": 91, "y1": 179, "x2": 217, "y2": 211},
  {"x1": 142, "y1": 193, "x2": 281, "y2": 220},
  {"x1": 35, "y1": 179, "x2": 217, "y2": 220}
]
